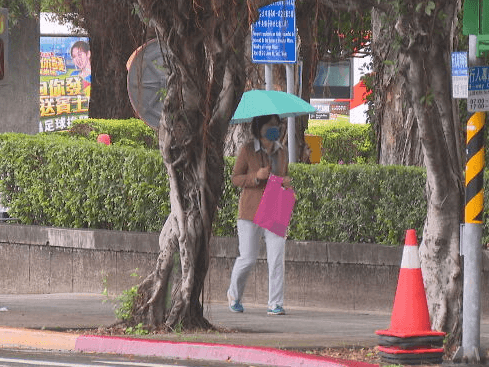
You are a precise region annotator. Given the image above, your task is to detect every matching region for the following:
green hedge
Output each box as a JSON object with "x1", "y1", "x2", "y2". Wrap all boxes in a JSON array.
[
  {"x1": 6, "y1": 131, "x2": 487, "y2": 246},
  {"x1": 0, "y1": 132, "x2": 426, "y2": 245},
  {"x1": 52, "y1": 118, "x2": 158, "y2": 150},
  {"x1": 0, "y1": 133, "x2": 169, "y2": 232},
  {"x1": 306, "y1": 121, "x2": 376, "y2": 164},
  {"x1": 214, "y1": 162, "x2": 427, "y2": 245},
  {"x1": 287, "y1": 163, "x2": 426, "y2": 245}
]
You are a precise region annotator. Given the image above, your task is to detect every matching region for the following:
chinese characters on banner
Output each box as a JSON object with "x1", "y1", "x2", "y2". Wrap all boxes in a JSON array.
[
  {"x1": 251, "y1": 0, "x2": 296, "y2": 63},
  {"x1": 40, "y1": 36, "x2": 91, "y2": 132},
  {"x1": 309, "y1": 100, "x2": 350, "y2": 120},
  {"x1": 468, "y1": 66, "x2": 489, "y2": 112},
  {"x1": 451, "y1": 52, "x2": 468, "y2": 99}
]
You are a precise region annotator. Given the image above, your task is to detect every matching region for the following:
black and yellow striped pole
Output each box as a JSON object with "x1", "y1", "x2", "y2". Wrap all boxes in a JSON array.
[
  {"x1": 462, "y1": 109, "x2": 485, "y2": 360},
  {"x1": 465, "y1": 112, "x2": 485, "y2": 224}
]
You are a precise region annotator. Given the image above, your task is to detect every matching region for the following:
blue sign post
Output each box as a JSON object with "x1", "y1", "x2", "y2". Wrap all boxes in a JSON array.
[{"x1": 251, "y1": 0, "x2": 296, "y2": 63}]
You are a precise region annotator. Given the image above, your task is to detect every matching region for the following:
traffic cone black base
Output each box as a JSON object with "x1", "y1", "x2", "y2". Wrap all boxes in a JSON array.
[
  {"x1": 378, "y1": 334, "x2": 444, "y2": 348},
  {"x1": 379, "y1": 352, "x2": 444, "y2": 365},
  {"x1": 378, "y1": 346, "x2": 444, "y2": 365},
  {"x1": 376, "y1": 329, "x2": 445, "y2": 338}
]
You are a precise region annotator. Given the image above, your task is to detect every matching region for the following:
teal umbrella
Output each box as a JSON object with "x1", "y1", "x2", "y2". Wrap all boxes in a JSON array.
[{"x1": 230, "y1": 89, "x2": 316, "y2": 124}]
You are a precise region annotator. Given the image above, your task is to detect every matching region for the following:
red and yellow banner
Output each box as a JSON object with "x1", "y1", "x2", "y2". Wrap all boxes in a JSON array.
[{"x1": 40, "y1": 36, "x2": 91, "y2": 132}]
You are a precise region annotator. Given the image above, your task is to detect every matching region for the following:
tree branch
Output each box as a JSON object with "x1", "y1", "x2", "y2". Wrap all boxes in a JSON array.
[{"x1": 316, "y1": 0, "x2": 385, "y2": 12}]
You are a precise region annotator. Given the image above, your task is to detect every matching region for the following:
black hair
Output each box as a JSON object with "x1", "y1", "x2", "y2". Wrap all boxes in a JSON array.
[
  {"x1": 71, "y1": 40, "x2": 90, "y2": 56},
  {"x1": 251, "y1": 114, "x2": 281, "y2": 139}
]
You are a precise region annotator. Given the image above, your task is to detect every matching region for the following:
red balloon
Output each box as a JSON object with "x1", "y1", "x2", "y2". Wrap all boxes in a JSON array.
[{"x1": 97, "y1": 134, "x2": 111, "y2": 145}]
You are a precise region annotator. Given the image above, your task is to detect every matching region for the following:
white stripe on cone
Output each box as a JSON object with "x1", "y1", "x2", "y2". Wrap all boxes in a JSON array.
[{"x1": 400, "y1": 245, "x2": 421, "y2": 269}]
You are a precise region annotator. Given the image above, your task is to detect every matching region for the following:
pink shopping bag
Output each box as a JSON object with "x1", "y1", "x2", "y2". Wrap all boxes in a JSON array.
[{"x1": 253, "y1": 174, "x2": 296, "y2": 237}]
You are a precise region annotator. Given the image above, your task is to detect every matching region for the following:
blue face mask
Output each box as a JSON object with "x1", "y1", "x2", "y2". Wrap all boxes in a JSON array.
[{"x1": 264, "y1": 126, "x2": 280, "y2": 141}]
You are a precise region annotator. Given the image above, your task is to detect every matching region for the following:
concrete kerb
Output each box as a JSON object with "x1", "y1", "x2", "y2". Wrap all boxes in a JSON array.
[
  {"x1": 0, "y1": 326, "x2": 378, "y2": 367},
  {"x1": 76, "y1": 335, "x2": 378, "y2": 367},
  {"x1": 0, "y1": 327, "x2": 78, "y2": 351}
]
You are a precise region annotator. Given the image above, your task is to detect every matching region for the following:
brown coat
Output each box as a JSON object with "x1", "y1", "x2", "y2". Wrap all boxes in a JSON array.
[{"x1": 232, "y1": 139, "x2": 288, "y2": 221}]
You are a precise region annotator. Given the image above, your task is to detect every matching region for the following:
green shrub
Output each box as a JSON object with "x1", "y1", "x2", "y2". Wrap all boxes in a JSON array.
[
  {"x1": 0, "y1": 131, "x2": 437, "y2": 246},
  {"x1": 52, "y1": 118, "x2": 158, "y2": 150},
  {"x1": 115, "y1": 285, "x2": 138, "y2": 321},
  {"x1": 286, "y1": 163, "x2": 426, "y2": 245},
  {"x1": 0, "y1": 133, "x2": 169, "y2": 232},
  {"x1": 212, "y1": 156, "x2": 239, "y2": 237},
  {"x1": 306, "y1": 121, "x2": 376, "y2": 164},
  {"x1": 212, "y1": 161, "x2": 427, "y2": 246}
]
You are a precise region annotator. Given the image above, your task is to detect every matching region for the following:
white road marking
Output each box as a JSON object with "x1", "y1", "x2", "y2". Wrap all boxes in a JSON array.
[
  {"x1": 96, "y1": 361, "x2": 179, "y2": 367},
  {"x1": 0, "y1": 357, "x2": 101, "y2": 366},
  {"x1": 0, "y1": 356, "x2": 190, "y2": 367}
]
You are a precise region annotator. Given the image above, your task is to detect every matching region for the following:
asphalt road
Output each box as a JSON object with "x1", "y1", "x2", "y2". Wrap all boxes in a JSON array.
[{"x1": 0, "y1": 348, "x2": 267, "y2": 367}]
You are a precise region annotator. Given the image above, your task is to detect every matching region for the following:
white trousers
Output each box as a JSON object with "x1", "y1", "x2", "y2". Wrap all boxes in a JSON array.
[{"x1": 228, "y1": 219, "x2": 285, "y2": 309}]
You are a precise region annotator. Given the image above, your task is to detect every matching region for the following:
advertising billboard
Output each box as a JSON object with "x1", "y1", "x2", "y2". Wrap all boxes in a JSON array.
[
  {"x1": 309, "y1": 56, "x2": 370, "y2": 125},
  {"x1": 39, "y1": 36, "x2": 91, "y2": 132}
]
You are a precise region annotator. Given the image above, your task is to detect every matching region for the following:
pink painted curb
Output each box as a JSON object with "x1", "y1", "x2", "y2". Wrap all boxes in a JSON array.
[{"x1": 75, "y1": 335, "x2": 379, "y2": 367}]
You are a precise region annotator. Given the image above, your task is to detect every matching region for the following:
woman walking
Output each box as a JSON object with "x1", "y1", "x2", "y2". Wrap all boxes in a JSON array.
[{"x1": 227, "y1": 114, "x2": 292, "y2": 316}]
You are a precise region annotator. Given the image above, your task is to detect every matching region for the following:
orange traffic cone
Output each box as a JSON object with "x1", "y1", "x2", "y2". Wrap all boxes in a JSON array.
[
  {"x1": 375, "y1": 229, "x2": 445, "y2": 364},
  {"x1": 377, "y1": 229, "x2": 445, "y2": 339}
]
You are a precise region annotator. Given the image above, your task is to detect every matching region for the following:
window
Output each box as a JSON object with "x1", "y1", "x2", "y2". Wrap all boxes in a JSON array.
[{"x1": 312, "y1": 60, "x2": 352, "y2": 99}]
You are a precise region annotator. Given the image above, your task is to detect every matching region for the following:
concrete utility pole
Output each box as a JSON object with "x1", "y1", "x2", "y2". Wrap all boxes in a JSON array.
[
  {"x1": 264, "y1": 64, "x2": 297, "y2": 163},
  {"x1": 286, "y1": 64, "x2": 296, "y2": 163},
  {"x1": 455, "y1": 1, "x2": 489, "y2": 361},
  {"x1": 265, "y1": 64, "x2": 273, "y2": 91},
  {"x1": 460, "y1": 35, "x2": 485, "y2": 363}
]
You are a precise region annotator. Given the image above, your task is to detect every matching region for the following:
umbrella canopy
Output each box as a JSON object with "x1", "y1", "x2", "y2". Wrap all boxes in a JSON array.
[{"x1": 230, "y1": 89, "x2": 316, "y2": 124}]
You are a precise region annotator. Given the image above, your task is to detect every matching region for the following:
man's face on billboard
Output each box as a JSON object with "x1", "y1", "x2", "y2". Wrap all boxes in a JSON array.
[{"x1": 72, "y1": 47, "x2": 90, "y2": 71}]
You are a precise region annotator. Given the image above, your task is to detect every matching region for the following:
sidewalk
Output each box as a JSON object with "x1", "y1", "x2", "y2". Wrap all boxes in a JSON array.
[
  {"x1": 0, "y1": 293, "x2": 385, "y2": 347},
  {"x1": 0, "y1": 293, "x2": 487, "y2": 366}
]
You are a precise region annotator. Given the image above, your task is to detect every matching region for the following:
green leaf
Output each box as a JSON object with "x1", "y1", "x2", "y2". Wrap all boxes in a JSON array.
[{"x1": 425, "y1": 1, "x2": 435, "y2": 16}]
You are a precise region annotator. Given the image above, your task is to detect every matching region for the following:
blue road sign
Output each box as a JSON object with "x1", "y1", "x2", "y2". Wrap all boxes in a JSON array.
[
  {"x1": 468, "y1": 66, "x2": 489, "y2": 111},
  {"x1": 251, "y1": 0, "x2": 296, "y2": 63},
  {"x1": 451, "y1": 52, "x2": 468, "y2": 98},
  {"x1": 452, "y1": 52, "x2": 468, "y2": 77},
  {"x1": 469, "y1": 66, "x2": 489, "y2": 91}
]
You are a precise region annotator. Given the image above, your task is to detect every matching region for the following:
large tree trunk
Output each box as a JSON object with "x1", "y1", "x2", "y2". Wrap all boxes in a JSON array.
[
  {"x1": 371, "y1": 8, "x2": 423, "y2": 166},
  {"x1": 380, "y1": 1, "x2": 464, "y2": 348},
  {"x1": 128, "y1": 0, "x2": 250, "y2": 329},
  {"x1": 224, "y1": 35, "x2": 261, "y2": 157},
  {"x1": 81, "y1": 0, "x2": 147, "y2": 119}
]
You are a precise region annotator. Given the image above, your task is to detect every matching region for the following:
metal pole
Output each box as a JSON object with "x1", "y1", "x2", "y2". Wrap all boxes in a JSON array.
[
  {"x1": 459, "y1": 34, "x2": 484, "y2": 363},
  {"x1": 265, "y1": 64, "x2": 273, "y2": 91},
  {"x1": 286, "y1": 64, "x2": 296, "y2": 163}
]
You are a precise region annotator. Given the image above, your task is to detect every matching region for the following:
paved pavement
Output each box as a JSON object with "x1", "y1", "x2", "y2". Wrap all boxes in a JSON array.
[
  {"x1": 0, "y1": 293, "x2": 488, "y2": 366},
  {"x1": 0, "y1": 293, "x2": 386, "y2": 347}
]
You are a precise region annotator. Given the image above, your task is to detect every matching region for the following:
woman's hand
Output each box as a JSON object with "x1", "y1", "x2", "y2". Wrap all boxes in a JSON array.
[
  {"x1": 282, "y1": 176, "x2": 293, "y2": 189},
  {"x1": 256, "y1": 166, "x2": 271, "y2": 180}
]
